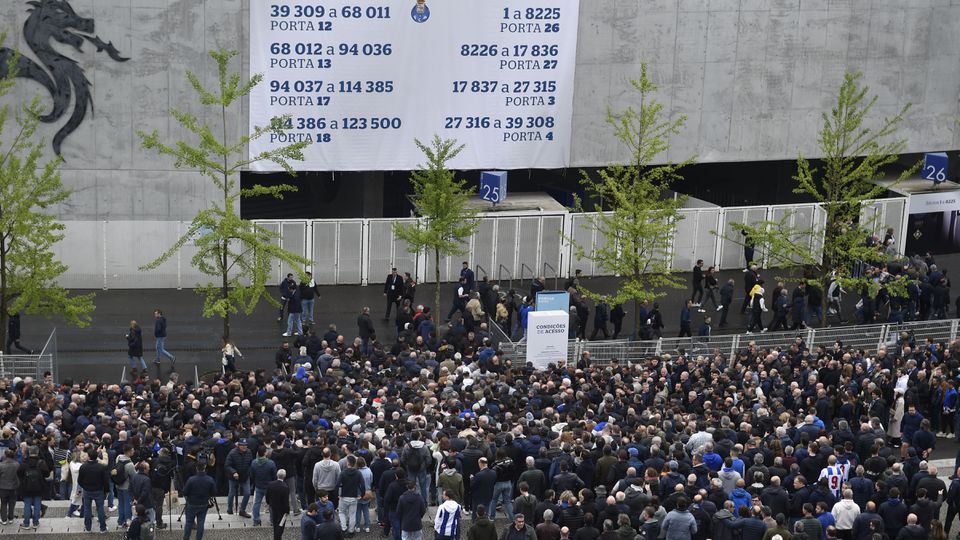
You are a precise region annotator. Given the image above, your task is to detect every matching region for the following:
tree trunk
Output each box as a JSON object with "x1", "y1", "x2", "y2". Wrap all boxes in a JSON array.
[
  {"x1": 633, "y1": 296, "x2": 640, "y2": 341},
  {"x1": 220, "y1": 104, "x2": 231, "y2": 341},
  {"x1": 0, "y1": 235, "x2": 7, "y2": 352},
  {"x1": 222, "y1": 238, "x2": 230, "y2": 340},
  {"x1": 434, "y1": 248, "x2": 441, "y2": 315},
  {"x1": 821, "y1": 275, "x2": 831, "y2": 329}
]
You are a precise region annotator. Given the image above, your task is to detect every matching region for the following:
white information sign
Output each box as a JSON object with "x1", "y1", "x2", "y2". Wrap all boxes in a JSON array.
[
  {"x1": 525, "y1": 310, "x2": 569, "y2": 370},
  {"x1": 249, "y1": 0, "x2": 580, "y2": 171}
]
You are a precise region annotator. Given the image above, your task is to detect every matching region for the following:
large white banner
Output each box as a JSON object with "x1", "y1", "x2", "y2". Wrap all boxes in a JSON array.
[
  {"x1": 249, "y1": 0, "x2": 579, "y2": 171},
  {"x1": 525, "y1": 310, "x2": 569, "y2": 370}
]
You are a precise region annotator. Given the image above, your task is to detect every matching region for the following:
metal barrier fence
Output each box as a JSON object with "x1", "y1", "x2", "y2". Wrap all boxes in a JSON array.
[
  {"x1": 0, "y1": 328, "x2": 57, "y2": 380},
  {"x1": 499, "y1": 319, "x2": 960, "y2": 366},
  {"x1": 54, "y1": 197, "x2": 907, "y2": 289}
]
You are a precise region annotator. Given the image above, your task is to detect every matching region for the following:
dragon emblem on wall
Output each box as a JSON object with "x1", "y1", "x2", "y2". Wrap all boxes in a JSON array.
[{"x1": 0, "y1": 0, "x2": 129, "y2": 155}]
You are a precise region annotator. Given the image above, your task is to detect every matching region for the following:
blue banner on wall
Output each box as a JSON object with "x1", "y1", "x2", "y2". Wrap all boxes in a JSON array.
[{"x1": 536, "y1": 290, "x2": 569, "y2": 312}]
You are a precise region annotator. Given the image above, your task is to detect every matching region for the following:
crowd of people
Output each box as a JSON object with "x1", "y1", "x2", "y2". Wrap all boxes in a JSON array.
[
  {"x1": 0, "y1": 256, "x2": 958, "y2": 540},
  {"x1": 680, "y1": 251, "x2": 954, "y2": 338}
]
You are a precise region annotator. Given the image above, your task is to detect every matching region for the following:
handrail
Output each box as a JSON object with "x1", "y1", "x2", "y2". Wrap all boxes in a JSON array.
[
  {"x1": 498, "y1": 264, "x2": 513, "y2": 291},
  {"x1": 475, "y1": 264, "x2": 487, "y2": 280},
  {"x1": 520, "y1": 263, "x2": 534, "y2": 287},
  {"x1": 543, "y1": 262, "x2": 558, "y2": 290}
]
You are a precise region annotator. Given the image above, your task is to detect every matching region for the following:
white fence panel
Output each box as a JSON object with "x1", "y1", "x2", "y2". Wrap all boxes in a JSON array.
[
  {"x1": 518, "y1": 216, "x2": 542, "y2": 281},
  {"x1": 540, "y1": 215, "x2": 565, "y2": 280},
  {"x1": 691, "y1": 209, "x2": 721, "y2": 269},
  {"x1": 281, "y1": 221, "x2": 308, "y2": 263},
  {"x1": 473, "y1": 218, "x2": 496, "y2": 280},
  {"x1": 671, "y1": 210, "x2": 698, "y2": 271},
  {"x1": 311, "y1": 220, "x2": 339, "y2": 284},
  {"x1": 494, "y1": 218, "x2": 518, "y2": 280},
  {"x1": 55, "y1": 197, "x2": 910, "y2": 289},
  {"x1": 569, "y1": 213, "x2": 596, "y2": 276},
  {"x1": 337, "y1": 221, "x2": 364, "y2": 284},
  {"x1": 767, "y1": 204, "x2": 822, "y2": 267},
  {"x1": 718, "y1": 207, "x2": 769, "y2": 270},
  {"x1": 366, "y1": 219, "x2": 419, "y2": 283},
  {"x1": 366, "y1": 220, "x2": 393, "y2": 279}
]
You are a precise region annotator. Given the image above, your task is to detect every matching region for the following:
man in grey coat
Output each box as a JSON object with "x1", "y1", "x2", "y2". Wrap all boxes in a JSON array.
[{"x1": 659, "y1": 497, "x2": 697, "y2": 540}]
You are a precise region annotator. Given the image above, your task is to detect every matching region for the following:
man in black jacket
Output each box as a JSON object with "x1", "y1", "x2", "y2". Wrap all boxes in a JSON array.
[
  {"x1": 384, "y1": 469, "x2": 408, "y2": 540},
  {"x1": 384, "y1": 268, "x2": 404, "y2": 319},
  {"x1": 691, "y1": 260, "x2": 704, "y2": 305},
  {"x1": 302, "y1": 438, "x2": 325, "y2": 506},
  {"x1": 182, "y1": 463, "x2": 217, "y2": 540},
  {"x1": 5, "y1": 311, "x2": 31, "y2": 354},
  {"x1": 78, "y1": 448, "x2": 110, "y2": 532},
  {"x1": 760, "y1": 477, "x2": 790, "y2": 519},
  {"x1": 299, "y1": 271, "x2": 319, "y2": 325},
  {"x1": 271, "y1": 441, "x2": 300, "y2": 516},
  {"x1": 277, "y1": 272, "x2": 296, "y2": 322},
  {"x1": 129, "y1": 461, "x2": 154, "y2": 523},
  {"x1": 357, "y1": 307, "x2": 375, "y2": 356},
  {"x1": 17, "y1": 446, "x2": 49, "y2": 530},
  {"x1": 741, "y1": 266, "x2": 758, "y2": 314},
  {"x1": 470, "y1": 458, "x2": 497, "y2": 519},
  {"x1": 338, "y1": 454, "x2": 365, "y2": 536},
  {"x1": 397, "y1": 480, "x2": 427, "y2": 539},
  {"x1": 266, "y1": 469, "x2": 291, "y2": 540},
  {"x1": 151, "y1": 447, "x2": 176, "y2": 529},
  {"x1": 153, "y1": 308, "x2": 175, "y2": 366},
  {"x1": 718, "y1": 279, "x2": 734, "y2": 327}
]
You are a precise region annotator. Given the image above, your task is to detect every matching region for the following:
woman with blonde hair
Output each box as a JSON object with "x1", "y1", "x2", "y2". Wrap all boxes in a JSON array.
[{"x1": 65, "y1": 440, "x2": 87, "y2": 517}]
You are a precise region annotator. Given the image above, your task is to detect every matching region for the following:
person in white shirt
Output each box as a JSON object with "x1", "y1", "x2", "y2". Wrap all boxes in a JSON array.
[{"x1": 832, "y1": 489, "x2": 861, "y2": 534}]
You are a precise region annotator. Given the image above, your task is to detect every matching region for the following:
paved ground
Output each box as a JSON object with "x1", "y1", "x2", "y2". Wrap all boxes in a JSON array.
[
  {"x1": 5, "y1": 453, "x2": 960, "y2": 537},
  {"x1": 11, "y1": 253, "x2": 960, "y2": 383},
  {"x1": 0, "y1": 496, "x2": 512, "y2": 538}
]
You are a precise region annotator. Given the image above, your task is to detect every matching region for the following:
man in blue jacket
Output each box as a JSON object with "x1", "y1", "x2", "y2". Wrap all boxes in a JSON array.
[
  {"x1": 250, "y1": 446, "x2": 278, "y2": 526},
  {"x1": 396, "y1": 480, "x2": 427, "y2": 540},
  {"x1": 182, "y1": 463, "x2": 217, "y2": 540},
  {"x1": 900, "y1": 404, "x2": 924, "y2": 453}
]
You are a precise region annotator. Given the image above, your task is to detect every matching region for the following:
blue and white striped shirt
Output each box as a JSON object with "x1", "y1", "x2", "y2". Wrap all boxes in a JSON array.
[{"x1": 435, "y1": 501, "x2": 462, "y2": 537}]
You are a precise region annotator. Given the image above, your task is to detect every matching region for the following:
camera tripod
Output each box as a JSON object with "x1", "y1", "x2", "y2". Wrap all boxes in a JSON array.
[{"x1": 177, "y1": 496, "x2": 223, "y2": 522}]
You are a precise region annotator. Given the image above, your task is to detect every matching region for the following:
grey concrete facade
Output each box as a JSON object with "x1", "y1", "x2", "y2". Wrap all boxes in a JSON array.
[
  {"x1": 0, "y1": 0, "x2": 245, "y2": 221},
  {"x1": 0, "y1": 0, "x2": 957, "y2": 221},
  {"x1": 574, "y1": 0, "x2": 960, "y2": 166}
]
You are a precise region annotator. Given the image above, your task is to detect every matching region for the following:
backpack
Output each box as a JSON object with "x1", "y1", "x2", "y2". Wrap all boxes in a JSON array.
[
  {"x1": 140, "y1": 519, "x2": 156, "y2": 540},
  {"x1": 23, "y1": 467, "x2": 45, "y2": 493},
  {"x1": 112, "y1": 459, "x2": 128, "y2": 484},
  {"x1": 406, "y1": 445, "x2": 425, "y2": 473}
]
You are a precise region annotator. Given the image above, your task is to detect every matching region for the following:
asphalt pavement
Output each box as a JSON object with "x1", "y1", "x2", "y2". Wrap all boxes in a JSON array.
[{"x1": 11, "y1": 253, "x2": 960, "y2": 384}]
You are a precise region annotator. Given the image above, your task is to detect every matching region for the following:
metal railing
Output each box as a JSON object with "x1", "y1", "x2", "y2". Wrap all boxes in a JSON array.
[
  {"x1": 520, "y1": 263, "x2": 535, "y2": 287},
  {"x1": 543, "y1": 262, "x2": 559, "y2": 290},
  {"x1": 488, "y1": 320, "x2": 514, "y2": 349},
  {"x1": 499, "y1": 319, "x2": 960, "y2": 366},
  {"x1": 0, "y1": 327, "x2": 57, "y2": 381},
  {"x1": 498, "y1": 264, "x2": 513, "y2": 291}
]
